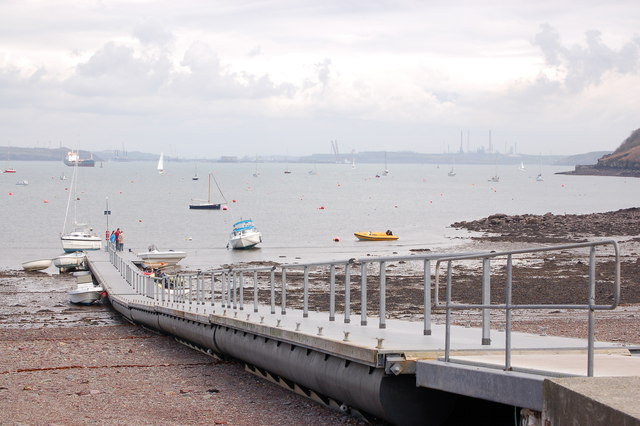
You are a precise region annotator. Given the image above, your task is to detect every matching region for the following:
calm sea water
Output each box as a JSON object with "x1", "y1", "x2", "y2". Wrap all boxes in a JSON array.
[{"x1": 1, "y1": 160, "x2": 638, "y2": 270}]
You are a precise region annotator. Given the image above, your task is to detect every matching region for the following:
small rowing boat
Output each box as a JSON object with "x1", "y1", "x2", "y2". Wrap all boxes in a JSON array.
[
  {"x1": 354, "y1": 231, "x2": 399, "y2": 241},
  {"x1": 22, "y1": 258, "x2": 53, "y2": 271}
]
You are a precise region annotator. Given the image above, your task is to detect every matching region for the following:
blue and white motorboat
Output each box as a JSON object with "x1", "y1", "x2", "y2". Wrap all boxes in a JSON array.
[{"x1": 228, "y1": 219, "x2": 262, "y2": 249}]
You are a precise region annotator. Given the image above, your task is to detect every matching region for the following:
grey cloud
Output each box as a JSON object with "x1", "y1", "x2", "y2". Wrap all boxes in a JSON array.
[
  {"x1": 177, "y1": 41, "x2": 296, "y2": 99},
  {"x1": 133, "y1": 18, "x2": 174, "y2": 46},
  {"x1": 64, "y1": 41, "x2": 169, "y2": 96},
  {"x1": 533, "y1": 24, "x2": 640, "y2": 92}
]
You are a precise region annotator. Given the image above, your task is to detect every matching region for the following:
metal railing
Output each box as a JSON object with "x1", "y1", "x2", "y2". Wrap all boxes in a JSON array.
[
  {"x1": 106, "y1": 240, "x2": 620, "y2": 376},
  {"x1": 433, "y1": 240, "x2": 620, "y2": 376}
]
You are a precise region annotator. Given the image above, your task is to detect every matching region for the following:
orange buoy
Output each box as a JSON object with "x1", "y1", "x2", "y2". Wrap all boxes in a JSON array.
[
  {"x1": 44, "y1": 200, "x2": 49, "y2": 203},
  {"x1": 222, "y1": 205, "x2": 228, "y2": 210},
  {"x1": 333, "y1": 237, "x2": 340, "y2": 242},
  {"x1": 8, "y1": 192, "x2": 12, "y2": 196}
]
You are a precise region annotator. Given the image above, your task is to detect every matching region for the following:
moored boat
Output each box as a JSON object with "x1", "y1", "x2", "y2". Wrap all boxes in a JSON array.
[
  {"x1": 61, "y1": 231, "x2": 102, "y2": 252},
  {"x1": 229, "y1": 219, "x2": 262, "y2": 249},
  {"x1": 137, "y1": 245, "x2": 187, "y2": 266},
  {"x1": 68, "y1": 282, "x2": 104, "y2": 305},
  {"x1": 354, "y1": 231, "x2": 399, "y2": 241},
  {"x1": 64, "y1": 151, "x2": 95, "y2": 167},
  {"x1": 54, "y1": 252, "x2": 88, "y2": 271},
  {"x1": 22, "y1": 258, "x2": 53, "y2": 271}
]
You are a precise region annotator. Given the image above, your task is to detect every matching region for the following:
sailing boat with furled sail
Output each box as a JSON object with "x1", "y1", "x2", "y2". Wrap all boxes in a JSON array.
[
  {"x1": 60, "y1": 161, "x2": 101, "y2": 252},
  {"x1": 189, "y1": 172, "x2": 227, "y2": 210}
]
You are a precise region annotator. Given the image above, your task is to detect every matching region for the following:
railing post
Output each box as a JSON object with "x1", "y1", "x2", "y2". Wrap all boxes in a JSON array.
[
  {"x1": 329, "y1": 264, "x2": 336, "y2": 321},
  {"x1": 253, "y1": 271, "x2": 258, "y2": 313},
  {"x1": 211, "y1": 272, "x2": 216, "y2": 306},
  {"x1": 232, "y1": 273, "x2": 237, "y2": 310},
  {"x1": 189, "y1": 275, "x2": 193, "y2": 305},
  {"x1": 445, "y1": 261, "x2": 452, "y2": 361},
  {"x1": 505, "y1": 255, "x2": 513, "y2": 371},
  {"x1": 482, "y1": 258, "x2": 491, "y2": 345},
  {"x1": 303, "y1": 266, "x2": 309, "y2": 318},
  {"x1": 239, "y1": 272, "x2": 244, "y2": 310},
  {"x1": 281, "y1": 267, "x2": 287, "y2": 315},
  {"x1": 270, "y1": 268, "x2": 276, "y2": 314},
  {"x1": 588, "y1": 246, "x2": 596, "y2": 377},
  {"x1": 344, "y1": 262, "x2": 351, "y2": 324},
  {"x1": 379, "y1": 261, "x2": 386, "y2": 329},
  {"x1": 423, "y1": 259, "x2": 431, "y2": 335},
  {"x1": 361, "y1": 262, "x2": 368, "y2": 326}
]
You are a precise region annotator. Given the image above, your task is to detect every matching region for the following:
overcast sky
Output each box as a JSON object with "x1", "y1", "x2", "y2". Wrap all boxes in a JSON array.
[{"x1": 1, "y1": 0, "x2": 638, "y2": 157}]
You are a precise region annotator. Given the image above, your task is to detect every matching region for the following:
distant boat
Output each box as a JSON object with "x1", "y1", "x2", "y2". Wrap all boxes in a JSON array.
[
  {"x1": 192, "y1": 163, "x2": 199, "y2": 180},
  {"x1": 489, "y1": 156, "x2": 499, "y2": 182},
  {"x1": 448, "y1": 156, "x2": 456, "y2": 177},
  {"x1": 189, "y1": 172, "x2": 226, "y2": 210},
  {"x1": 382, "y1": 152, "x2": 389, "y2": 176},
  {"x1": 16, "y1": 179, "x2": 28, "y2": 186},
  {"x1": 157, "y1": 152, "x2": 165, "y2": 174},
  {"x1": 60, "y1": 172, "x2": 68, "y2": 180},
  {"x1": 228, "y1": 219, "x2": 262, "y2": 249},
  {"x1": 536, "y1": 173, "x2": 544, "y2": 182},
  {"x1": 354, "y1": 231, "x2": 399, "y2": 241},
  {"x1": 68, "y1": 282, "x2": 104, "y2": 305},
  {"x1": 253, "y1": 156, "x2": 260, "y2": 177},
  {"x1": 4, "y1": 146, "x2": 16, "y2": 172},
  {"x1": 308, "y1": 163, "x2": 318, "y2": 175},
  {"x1": 64, "y1": 151, "x2": 95, "y2": 167},
  {"x1": 519, "y1": 161, "x2": 526, "y2": 172}
]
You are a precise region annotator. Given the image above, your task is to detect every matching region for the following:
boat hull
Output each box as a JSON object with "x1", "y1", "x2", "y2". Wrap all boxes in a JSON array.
[
  {"x1": 68, "y1": 284, "x2": 104, "y2": 305},
  {"x1": 22, "y1": 259, "x2": 53, "y2": 271},
  {"x1": 61, "y1": 233, "x2": 102, "y2": 252},
  {"x1": 189, "y1": 203, "x2": 221, "y2": 210},
  {"x1": 230, "y1": 231, "x2": 262, "y2": 249},
  {"x1": 137, "y1": 250, "x2": 187, "y2": 265},
  {"x1": 54, "y1": 252, "x2": 87, "y2": 268},
  {"x1": 354, "y1": 232, "x2": 399, "y2": 241}
]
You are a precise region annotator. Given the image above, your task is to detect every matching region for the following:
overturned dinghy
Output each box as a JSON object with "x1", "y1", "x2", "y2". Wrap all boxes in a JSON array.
[{"x1": 22, "y1": 258, "x2": 53, "y2": 272}]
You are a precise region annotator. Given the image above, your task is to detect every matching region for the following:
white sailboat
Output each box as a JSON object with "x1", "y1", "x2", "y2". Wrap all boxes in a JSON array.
[
  {"x1": 519, "y1": 161, "x2": 526, "y2": 172},
  {"x1": 192, "y1": 163, "x2": 199, "y2": 180},
  {"x1": 189, "y1": 172, "x2": 226, "y2": 210},
  {"x1": 157, "y1": 152, "x2": 165, "y2": 175},
  {"x1": 448, "y1": 156, "x2": 456, "y2": 177},
  {"x1": 382, "y1": 152, "x2": 389, "y2": 175},
  {"x1": 60, "y1": 162, "x2": 101, "y2": 253}
]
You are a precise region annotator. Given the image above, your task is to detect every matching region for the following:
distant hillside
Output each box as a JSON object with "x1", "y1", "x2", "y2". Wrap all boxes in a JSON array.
[
  {"x1": 558, "y1": 128, "x2": 640, "y2": 177},
  {"x1": 554, "y1": 151, "x2": 611, "y2": 166},
  {"x1": 597, "y1": 128, "x2": 640, "y2": 169}
]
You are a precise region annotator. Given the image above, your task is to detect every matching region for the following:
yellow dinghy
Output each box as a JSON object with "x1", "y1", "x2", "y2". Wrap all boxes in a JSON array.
[{"x1": 354, "y1": 231, "x2": 399, "y2": 241}]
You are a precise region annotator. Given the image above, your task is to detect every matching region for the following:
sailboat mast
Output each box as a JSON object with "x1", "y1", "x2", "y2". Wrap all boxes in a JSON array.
[{"x1": 208, "y1": 173, "x2": 212, "y2": 203}]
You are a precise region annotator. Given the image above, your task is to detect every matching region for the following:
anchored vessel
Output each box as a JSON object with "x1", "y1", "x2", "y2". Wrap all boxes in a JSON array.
[{"x1": 229, "y1": 219, "x2": 262, "y2": 249}]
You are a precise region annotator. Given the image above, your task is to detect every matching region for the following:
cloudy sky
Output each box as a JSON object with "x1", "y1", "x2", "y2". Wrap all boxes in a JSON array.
[{"x1": 1, "y1": 0, "x2": 639, "y2": 157}]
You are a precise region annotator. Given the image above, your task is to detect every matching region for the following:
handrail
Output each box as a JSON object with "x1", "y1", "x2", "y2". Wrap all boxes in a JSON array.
[
  {"x1": 105, "y1": 240, "x2": 621, "y2": 376},
  {"x1": 433, "y1": 240, "x2": 620, "y2": 376}
]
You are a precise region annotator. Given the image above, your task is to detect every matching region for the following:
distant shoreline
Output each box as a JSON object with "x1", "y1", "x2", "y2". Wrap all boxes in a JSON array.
[{"x1": 556, "y1": 165, "x2": 640, "y2": 178}]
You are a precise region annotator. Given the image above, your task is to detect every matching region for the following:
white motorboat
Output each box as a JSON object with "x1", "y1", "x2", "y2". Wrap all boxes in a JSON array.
[
  {"x1": 22, "y1": 259, "x2": 53, "y2": 272},
  {"x1": 228, "y1": 219, "x2": 262, "y2": 249},
  {"x1": 61, "y1": 231, "x2": 102, "y2": 252},
  {"x1": 137, "y1": 245, "x2": 187, "y2": 266},
  {"x1": 68, "y1": 282, "x2": 104, "y2": 305},
  {"x1": 54, "y1": 252, "x2": 87, "y2": 271}
]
